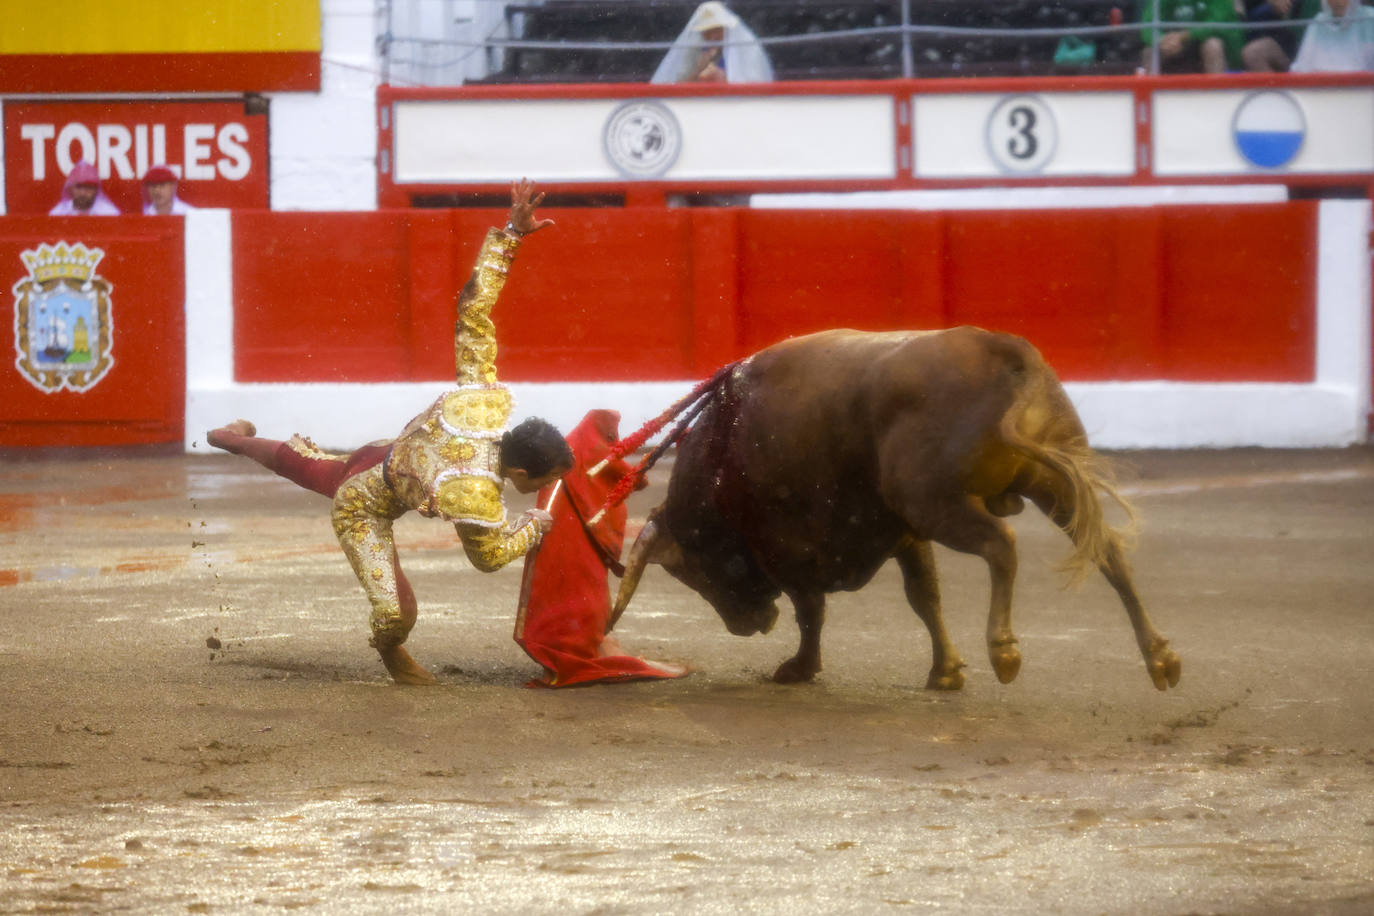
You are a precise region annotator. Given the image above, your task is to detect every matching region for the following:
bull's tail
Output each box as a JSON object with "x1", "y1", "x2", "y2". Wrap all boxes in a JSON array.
[{"x1": 994, "y1": 339, "x2": 1137, "y2": 585}]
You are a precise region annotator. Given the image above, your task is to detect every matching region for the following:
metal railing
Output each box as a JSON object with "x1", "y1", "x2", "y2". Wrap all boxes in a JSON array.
[{"x1": 378, "y1": 0, "x2": 1326, "y2": 85}]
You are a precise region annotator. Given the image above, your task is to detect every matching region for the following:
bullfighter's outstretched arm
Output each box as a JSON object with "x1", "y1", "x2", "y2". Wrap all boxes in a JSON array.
[
  {"x1": 453, "y1": 178, "x2": 554, "y2": 386},
  {"x1": 453, "y1": 228, "x2": 518, "y2": 387},
  {"x1": 440, "y1": 179, "x2": 556, "y2": 570}
]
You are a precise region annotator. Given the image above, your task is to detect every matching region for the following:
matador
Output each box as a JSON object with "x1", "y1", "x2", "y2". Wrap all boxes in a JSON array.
[{"x1": 208, "y1": 179, "x2": 573, "y2": 685}]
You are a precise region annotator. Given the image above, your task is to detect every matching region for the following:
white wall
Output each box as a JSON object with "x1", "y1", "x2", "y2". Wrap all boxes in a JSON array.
[
  {"x1": 268, "y1": 0, "x2": 380, "y2": 211},
  {"x1": 182, "y1": 199, "x2": 1371, "y2": 453},
  {"x1": 385, "y1": 0, "x2": 509, "y2": 86}
]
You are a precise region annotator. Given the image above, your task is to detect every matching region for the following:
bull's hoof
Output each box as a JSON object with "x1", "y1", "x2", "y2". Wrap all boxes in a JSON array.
[
  {"x1": 772, "y1": 656, "x2": 820, "y2": 684},
  {"x1": 1146, "y1": 643, "x2": 1182, "y2": 691},
  {"x1": 989, "y1": 640, "x2": 1022, "y2": 684},
  {"x1": 925, "y1": 664, "x2": 966, "y2": 691},
  {"x1": 378, "y1": 646, "x2": 438, "y2": 686}
]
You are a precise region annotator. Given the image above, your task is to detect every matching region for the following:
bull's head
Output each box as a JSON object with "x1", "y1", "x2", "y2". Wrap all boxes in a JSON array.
[{"x1": 612, "y1": 509, "x2": 780, "y2": 637}]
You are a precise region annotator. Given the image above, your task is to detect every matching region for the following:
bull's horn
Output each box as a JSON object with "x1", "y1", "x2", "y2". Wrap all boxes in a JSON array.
[{"x1": 608, "y1": 518, "x2": 660, "y2": 633}]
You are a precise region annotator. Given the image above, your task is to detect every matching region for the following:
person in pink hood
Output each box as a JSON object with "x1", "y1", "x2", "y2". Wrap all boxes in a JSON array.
[{"x1": 49, "y1": 160, "x2": 120, "y2": 216}]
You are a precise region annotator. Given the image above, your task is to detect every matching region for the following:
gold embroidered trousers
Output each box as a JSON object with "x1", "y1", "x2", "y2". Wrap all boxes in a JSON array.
[{"x1": 331, "y1": 463, "x2": 414, "y2": 649}]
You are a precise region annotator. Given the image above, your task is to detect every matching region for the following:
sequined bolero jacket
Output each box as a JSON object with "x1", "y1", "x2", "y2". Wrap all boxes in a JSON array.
[{"x1": 384, "y1": 227, "x2": 542, "y2": 572}]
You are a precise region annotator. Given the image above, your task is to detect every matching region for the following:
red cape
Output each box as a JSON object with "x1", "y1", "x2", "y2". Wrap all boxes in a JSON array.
[{"x1": 515, "y1": 410, "x2": 686, "y2": 688}]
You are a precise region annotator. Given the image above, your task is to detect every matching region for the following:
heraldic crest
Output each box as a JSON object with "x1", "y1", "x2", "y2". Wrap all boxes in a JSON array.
[{"x1": 12, "y1": 241, "x2": 115, "y2": 393}]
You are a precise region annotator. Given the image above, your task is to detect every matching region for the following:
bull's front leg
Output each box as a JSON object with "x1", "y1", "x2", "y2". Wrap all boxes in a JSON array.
[{"x1": 773, "y1": 591, "x2": 825, "y2": 683}]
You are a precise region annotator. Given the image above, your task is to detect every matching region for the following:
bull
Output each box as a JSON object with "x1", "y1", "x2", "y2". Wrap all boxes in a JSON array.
[{"x1": 611, "y1": 326, "x2": 1182, "y2": 691}]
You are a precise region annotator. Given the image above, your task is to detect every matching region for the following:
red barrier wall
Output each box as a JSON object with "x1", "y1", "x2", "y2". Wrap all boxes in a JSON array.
[
  {"x1": 231, "y1": 203, "x2": 1317, "y2": 384},
  {"x1": 0, "y1": 217, "x2": 185, "y2": 446}
]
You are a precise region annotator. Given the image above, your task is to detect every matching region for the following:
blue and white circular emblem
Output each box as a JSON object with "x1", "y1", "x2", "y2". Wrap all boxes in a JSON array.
[
  {"x1": 603, "y1": 100, "x2": 682, "y2": 179},
  {"x1": 1232, "y1": 91, "x2": 1306, "y2": 170}
]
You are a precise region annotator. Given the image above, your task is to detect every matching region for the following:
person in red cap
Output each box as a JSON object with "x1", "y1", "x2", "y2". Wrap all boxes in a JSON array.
[
  {"x1": 515, "y1": 409, "x2": 688, "y2": 688},
  {"x1": 49, "y1": 160, "x2": 120, "y2": 215},
  {"x1": 141, "y1": 165, "x2": 194, "y2": 215}
]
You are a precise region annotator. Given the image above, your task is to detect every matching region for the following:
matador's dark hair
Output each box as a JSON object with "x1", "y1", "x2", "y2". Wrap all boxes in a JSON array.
[{"x1": 500, "y1": 417, "x2": 572, "y2": 477}]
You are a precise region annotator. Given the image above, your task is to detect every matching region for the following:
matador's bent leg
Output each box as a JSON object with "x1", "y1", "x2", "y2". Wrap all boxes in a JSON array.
[{"x1": 331, "y1": 464, "x2": 435, "y2": 685}]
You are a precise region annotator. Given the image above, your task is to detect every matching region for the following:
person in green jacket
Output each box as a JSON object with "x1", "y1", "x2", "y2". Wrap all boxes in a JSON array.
[{"x1": 1141, "y1": 0, "x2": 1245, "y2": 71}]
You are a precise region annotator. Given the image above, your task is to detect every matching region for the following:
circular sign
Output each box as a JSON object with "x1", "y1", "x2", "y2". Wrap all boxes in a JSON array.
[
  {"x1": 1232, "y1": 90, "x2": 1306, "y2": 170},
  {"x1": 985, "y1": 95, "x2": 1058, "y2": 174},
  {"x1": 603, "y1": 100, "x2": 682, "y2": 179}
]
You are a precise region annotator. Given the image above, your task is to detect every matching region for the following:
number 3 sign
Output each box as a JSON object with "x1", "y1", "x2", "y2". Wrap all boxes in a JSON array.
[{"x1": 985, "y1": 95, "x2": 1058, "y2": 174}]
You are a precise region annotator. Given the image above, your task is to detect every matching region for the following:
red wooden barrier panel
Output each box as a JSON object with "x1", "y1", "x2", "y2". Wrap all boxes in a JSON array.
[
  {"x1": 230, "y1": 204, "x2": 1317, "y2": 386},
  {"x1": 1157, "y1": 204, "x2": 1316, "y2": 381},
  {"x1": 0, "y1": 216, "x2": 185, "y2": 446},
  {"x1": 232, "y1": 208, "x2": 709, "y2": 382}
]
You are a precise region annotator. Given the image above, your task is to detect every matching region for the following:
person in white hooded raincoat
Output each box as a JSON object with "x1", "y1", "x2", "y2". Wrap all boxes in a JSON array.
[
  {"x1": 651, "y1": 1, "x2": 774, "y2": 83},
  {"x1": 1291, "y1": 0, "x2": 1374, "y2": 71}
]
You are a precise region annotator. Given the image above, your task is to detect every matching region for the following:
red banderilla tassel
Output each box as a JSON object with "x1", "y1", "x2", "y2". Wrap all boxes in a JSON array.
[{"x1": 587, "y1": 361, "x2": 736, "y2": 525}]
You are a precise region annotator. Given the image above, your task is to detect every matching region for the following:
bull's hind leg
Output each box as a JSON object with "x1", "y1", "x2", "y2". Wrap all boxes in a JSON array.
[
  {"x1": 1026, "y1": 483, "x2": 1181, "y2": 691},
  {"x1": 773, "y1": 591, "x2": 825, "y2": 684},
  {"x1": 1098, "y1": 545, "x2": 1181, "y2": 690},
  {"x1": 928, "y1": 499, "x2": 1023, "y2": 684},
  {"x1": 894, "y1": 538, "x2": 966, "y2": 690}
]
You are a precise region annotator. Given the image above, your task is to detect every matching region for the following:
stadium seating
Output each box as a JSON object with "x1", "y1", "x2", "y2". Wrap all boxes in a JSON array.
[{"x1": 493, "y1": 0, "x2": 1142, "y2": 83}]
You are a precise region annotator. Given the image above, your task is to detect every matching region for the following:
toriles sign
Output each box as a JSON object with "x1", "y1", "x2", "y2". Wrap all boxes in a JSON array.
[{"x1": 4, "y1": 100, "x2": 270, "y2": 214}]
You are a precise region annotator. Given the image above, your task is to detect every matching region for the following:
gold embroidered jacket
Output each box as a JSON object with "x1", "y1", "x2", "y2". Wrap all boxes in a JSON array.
[{"x1": 384, "y1": 227, "x2": 542, "y2": 571}]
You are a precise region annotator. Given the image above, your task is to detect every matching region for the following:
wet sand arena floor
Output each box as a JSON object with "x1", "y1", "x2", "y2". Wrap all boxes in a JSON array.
[{"x1": 1, "y1": 446, "x2": 1372, "y2": 914}]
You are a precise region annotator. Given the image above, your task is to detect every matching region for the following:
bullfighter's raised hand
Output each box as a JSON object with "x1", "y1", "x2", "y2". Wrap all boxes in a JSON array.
[{"x1": 505, "y1": 178, "x2": 554, "y2": 237}]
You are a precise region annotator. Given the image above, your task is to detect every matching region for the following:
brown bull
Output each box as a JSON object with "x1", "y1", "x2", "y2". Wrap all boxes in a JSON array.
[{"x1": 612, "y1": 326, "x2": 1182, "y2": 691}]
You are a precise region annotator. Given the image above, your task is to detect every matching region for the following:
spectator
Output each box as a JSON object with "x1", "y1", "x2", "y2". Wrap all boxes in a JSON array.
[
  {"x1": 1291, "y1": 0, "x2": 1374, "y2": 71},
  {"x1": 651, "y1": 1, "x2": 774, "y2": 84},
  {"x1": 48, "y1": 160, "x2": 120, "y2": 216},
  {"x1": 141, "y1": 165, "x2": 194, "y2": 215},
  {"x1": 1241, "y1": 0, "x2": 1320, "y2": 71},
  {"x1": 1140, "y1": 0, "x2": 1245, "y2": 72}
]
